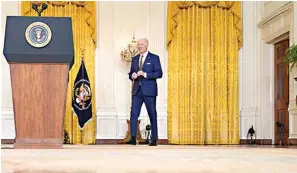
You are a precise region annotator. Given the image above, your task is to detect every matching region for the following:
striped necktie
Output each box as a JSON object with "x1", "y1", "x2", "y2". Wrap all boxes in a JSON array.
[{"x1": 139, "y1": 54, "x2": 144, "y2": 70}]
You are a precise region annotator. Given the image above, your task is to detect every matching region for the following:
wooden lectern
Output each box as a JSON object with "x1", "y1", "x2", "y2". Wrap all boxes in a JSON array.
[{"x1": 3, "y1": 16, "x2": 74, "y2": 149}]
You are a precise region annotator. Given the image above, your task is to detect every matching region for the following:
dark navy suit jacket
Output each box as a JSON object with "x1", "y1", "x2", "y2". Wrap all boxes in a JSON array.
[{"x1": 128, "y1": 52, "x2": 163, "y2": 96}]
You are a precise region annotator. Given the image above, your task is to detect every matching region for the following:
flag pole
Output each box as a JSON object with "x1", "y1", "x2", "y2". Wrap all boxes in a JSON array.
[
  {"x1": 81, "y1": 48, "x2": 85, "y2": 111},
  {"x1": 80, "y1": 48, "x2": 85, "y2": 143}
]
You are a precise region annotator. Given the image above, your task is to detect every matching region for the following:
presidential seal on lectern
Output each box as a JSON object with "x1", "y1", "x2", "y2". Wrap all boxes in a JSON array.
[{"x1": 25, "y1": 21, "x2": 52, "y2": 48}]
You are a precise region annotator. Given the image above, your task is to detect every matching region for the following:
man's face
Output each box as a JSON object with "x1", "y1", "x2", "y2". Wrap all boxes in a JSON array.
[{"x1": 137, "y1": 39, "x2": 148, "y2": 54}]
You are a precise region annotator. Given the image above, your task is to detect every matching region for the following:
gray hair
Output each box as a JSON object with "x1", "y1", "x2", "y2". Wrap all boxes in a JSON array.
[{"x1": 137, "y1": 37, "x2": 149, "y2": 45}]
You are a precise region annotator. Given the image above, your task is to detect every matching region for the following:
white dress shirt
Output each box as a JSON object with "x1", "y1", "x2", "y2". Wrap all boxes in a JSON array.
[{"x1": 139, "y1": 51, "x2": 148, "y2": 66}]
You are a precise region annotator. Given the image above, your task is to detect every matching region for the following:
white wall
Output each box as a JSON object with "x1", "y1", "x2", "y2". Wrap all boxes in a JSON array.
[
  {"x1": 240, "y1": 1, "x2": 274, "y2": 141},
  {"x1": 96, "y1": 1, "x2": 168, "y2": 139}
]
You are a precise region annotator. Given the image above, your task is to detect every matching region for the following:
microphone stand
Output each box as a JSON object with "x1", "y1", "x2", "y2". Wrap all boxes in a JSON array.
[
  {"x1": 146, "y1": 124, "x2": 151, "y2": 144},
  {"x1": 146, "y1": 131, "x2": 151, "y2": 144}
]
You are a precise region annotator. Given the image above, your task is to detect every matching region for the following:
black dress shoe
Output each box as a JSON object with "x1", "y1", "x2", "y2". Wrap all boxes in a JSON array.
[
  {"x1": 126, "y1": 136, "x2": 136, "y2": 145},
  {"x1": 149, "y1": 140, "x2": 157, "y2": 146}
]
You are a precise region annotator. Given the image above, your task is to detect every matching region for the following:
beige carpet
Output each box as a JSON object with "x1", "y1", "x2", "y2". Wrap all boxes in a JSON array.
[{"x1": 2, "y1": 144, "x2": 297, "y2": 173}]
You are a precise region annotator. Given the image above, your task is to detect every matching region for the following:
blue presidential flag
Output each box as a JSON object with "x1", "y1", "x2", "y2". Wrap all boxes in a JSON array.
[{"x1": 72, "y1": 59, "x2": 92, "y2": 129}]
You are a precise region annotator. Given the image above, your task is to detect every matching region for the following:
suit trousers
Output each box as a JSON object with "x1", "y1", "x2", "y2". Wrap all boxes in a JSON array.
[{"x1": 130, "y1": 85, "x2": 158, "y2": 140}]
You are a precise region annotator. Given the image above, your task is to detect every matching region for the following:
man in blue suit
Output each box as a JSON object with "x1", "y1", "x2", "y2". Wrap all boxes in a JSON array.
[{"x1": 127, "y1": 38, "x2": 163, "y2": 146}]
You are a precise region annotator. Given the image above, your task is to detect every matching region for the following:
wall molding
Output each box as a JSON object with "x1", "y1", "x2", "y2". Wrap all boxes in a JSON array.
[
  {"x1": 258, "y1": 2, "x2": 293, "y2": 29},
  {"x1": 1, "y1": 108, "x2": 15, "y2": 139},
  {"x1": 264, "y1": 1, "x2": 272, "y2": 6},
  {"x1": 288, "y1": 101, "x2": 297, "y2": 139},
  {"x1": 288, "y1": 138, "x2": 297, "y2": 145},
  {"x1": 1, "y1": 108, "x2": 168, "y2": 140},
  {"x1": 3, "y1": 139, "x2": 282, "y2": 145},
  {"x1": 268, "y1": 32, "x2": 290, "y2": 45},
  {"x1": 240, "y1": 139, "x2": 272, "y2": 145},
  {"x1": 258, "y1": 2, "x2": 293, "y2": 44},
  {"x1": 96, "y1": 110, "x2": 168, "y2": 139},
  {"x1": 95, "y1": 139, "x2": 168, "y2": 145}
]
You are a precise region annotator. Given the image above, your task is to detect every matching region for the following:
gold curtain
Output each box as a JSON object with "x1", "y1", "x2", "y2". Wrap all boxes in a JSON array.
[
  {"x1": 167, "y1": 1, "x2": 242, "y2": 144},
  {"x1": 21, "y1": 1, "x2": 97, "y2": 144}
]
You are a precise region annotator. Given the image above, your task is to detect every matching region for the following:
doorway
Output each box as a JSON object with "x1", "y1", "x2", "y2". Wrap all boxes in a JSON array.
[{"x1": 274, "y1": 39, "x2": 289, "y2": 145}]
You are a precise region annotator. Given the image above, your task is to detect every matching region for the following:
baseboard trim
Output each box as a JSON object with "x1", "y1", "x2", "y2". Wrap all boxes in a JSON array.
[
  {"x1": 7, "y1": 139, "x2": 294, "y2": 145},
  {"x1": 240, "y1": 139, "x2": 272, "y2": 145},
  {"x1": 288, "y1": 138, "x2": 297, "y2": 145},
  {"x1": 2, "y1": 139, "x2": 169, "y2": 145},
  {"x1": 95, "y1": 139, "x2": 169, "y2": 145},
  {"x1": 1, "y1": 139, "x2": 15, "y2": 144}
]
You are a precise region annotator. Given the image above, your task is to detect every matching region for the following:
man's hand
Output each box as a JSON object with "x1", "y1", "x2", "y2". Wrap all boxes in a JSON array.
[
  {"x1": 132, "y1": 72, "x2": 138, "y2": 79},
  {"x1": 137, "y1": 71, "x2": 145, "y2": 77}
]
